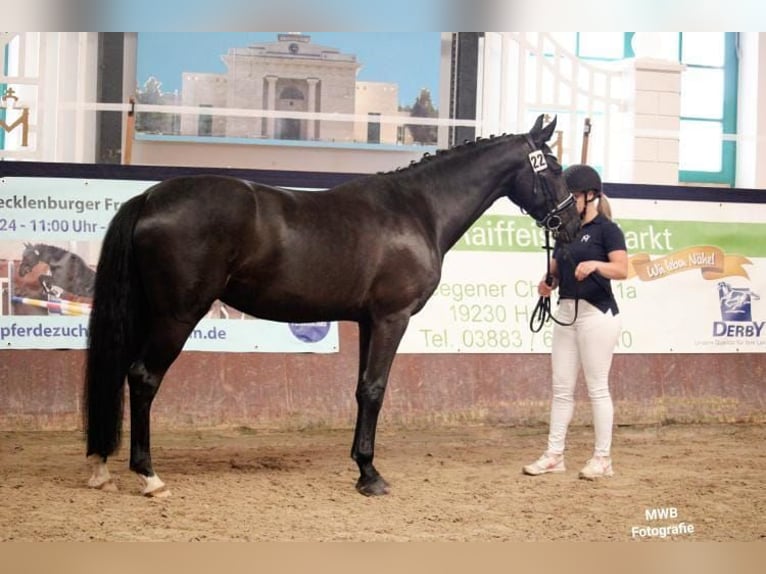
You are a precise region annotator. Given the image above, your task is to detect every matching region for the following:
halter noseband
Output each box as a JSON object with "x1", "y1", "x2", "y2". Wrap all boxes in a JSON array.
[{"x1": 525, "y1": 135, "x2": 574, "y2": 233}]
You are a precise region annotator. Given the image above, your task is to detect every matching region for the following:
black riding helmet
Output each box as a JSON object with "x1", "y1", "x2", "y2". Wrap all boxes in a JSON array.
[
  {"x1": 563, "y1": 164, "x2": 601, "y2": 197},
  {"x1": 564, "y1": 164, "x2": 601, "y2": 220}
]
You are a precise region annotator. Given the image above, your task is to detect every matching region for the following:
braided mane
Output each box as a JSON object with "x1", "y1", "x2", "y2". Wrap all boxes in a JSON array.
[{"x1": 378, "y1": 133, "x2": 514, "y2": 175}]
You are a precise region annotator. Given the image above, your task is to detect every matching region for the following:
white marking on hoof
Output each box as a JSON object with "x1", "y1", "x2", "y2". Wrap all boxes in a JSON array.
[
  {"x1": 139, "y1": 473, "x2": 170, "y2": 497},
  {"x1": 87, "y1": 455, "x2": 117, "y2": 491}
]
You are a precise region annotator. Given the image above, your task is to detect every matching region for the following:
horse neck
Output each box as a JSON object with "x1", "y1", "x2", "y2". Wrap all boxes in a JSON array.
[
  {"x1": 409, "y1": 136, "x2": 526, "y2": 254},
  {"x1": 36, "y1": 244, "x2": 68, "y2": 267}
]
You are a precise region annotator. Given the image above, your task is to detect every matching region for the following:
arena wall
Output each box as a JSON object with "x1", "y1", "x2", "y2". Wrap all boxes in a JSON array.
[{"x1": 1, "y1": 321, "x2": 764, "y2": 432}]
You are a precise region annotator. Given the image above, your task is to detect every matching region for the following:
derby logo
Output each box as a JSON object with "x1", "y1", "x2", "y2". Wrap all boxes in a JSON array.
[{"x1": 713, "y1": 282, "x2": 763, "y2": 338}]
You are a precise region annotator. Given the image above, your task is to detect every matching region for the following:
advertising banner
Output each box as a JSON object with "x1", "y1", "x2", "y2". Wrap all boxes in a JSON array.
[
  {"x1": 398, "y1": 196, "x2": 766, "y2": 354},
  {"x1": 0, "y1": 177, "x2": 338, "y2": 352},
  {"x1": 2, "y1": 176, "x2": 764, "y2": 354}
]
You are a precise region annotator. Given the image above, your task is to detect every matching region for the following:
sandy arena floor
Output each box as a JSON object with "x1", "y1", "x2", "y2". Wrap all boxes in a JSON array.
[{"x1": 1, "y1": 423, "x2": 764, "y2": 541}]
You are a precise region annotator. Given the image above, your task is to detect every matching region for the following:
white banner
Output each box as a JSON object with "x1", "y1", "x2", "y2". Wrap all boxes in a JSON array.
[
  {"x1": 0, "y1": 177, "x2": 338, "y2": 353},
  {"x1": 399, "y1": 197, "x2": 766, "y2": 354}
]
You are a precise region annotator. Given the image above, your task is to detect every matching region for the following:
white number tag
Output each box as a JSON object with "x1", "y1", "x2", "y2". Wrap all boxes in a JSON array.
[{"x1": 528, "y1": 150, "x2": 548, "y2": 172}]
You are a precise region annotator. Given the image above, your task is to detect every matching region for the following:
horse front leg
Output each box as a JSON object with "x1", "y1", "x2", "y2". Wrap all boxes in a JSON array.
[{"x1": 351, "y1": 314, "x2": 409, "y2": 496}]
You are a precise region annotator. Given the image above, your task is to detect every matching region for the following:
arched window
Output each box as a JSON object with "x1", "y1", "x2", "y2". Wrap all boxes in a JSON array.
[{"x1": 279, "y1": 86, "x2": 305, "y2": 100}]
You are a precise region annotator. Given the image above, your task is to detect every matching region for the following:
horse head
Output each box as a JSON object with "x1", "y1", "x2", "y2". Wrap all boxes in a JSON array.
[
  {"x1": 508, "y1": 115, "x2": 581, "y2": 244},
  {"x1": 18, "y1": 242, "x2": 41, "y2": 277}
]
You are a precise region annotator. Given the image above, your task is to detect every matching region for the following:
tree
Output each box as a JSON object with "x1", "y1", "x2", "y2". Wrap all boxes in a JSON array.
[
  {"x1": 406, "y1": 88, "x2": 438, "y2": 145},
  {"x1": 135, "y1": 77, "x2": 178, "y2": 134}
]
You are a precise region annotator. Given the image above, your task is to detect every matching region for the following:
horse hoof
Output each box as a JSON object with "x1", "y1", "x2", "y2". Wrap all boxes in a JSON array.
[
  {"x1": 138, "y1": 473, "x2": 170, "y2": 497},
  {"x1": 88, "y1": 478, "x2": 118, "y2": 492},
  {"x1": 355, "y1": 477, "x2": 391, "y2": 496},
  {"x1": 97, "y1": 479, "x2": 118, "y2": 492},
  {"x1": 87, "y1": 455, "x2": 116, "y2": 491},
  {"x1": 144, "y1": 486, "x2": 171, "y2": 498}
]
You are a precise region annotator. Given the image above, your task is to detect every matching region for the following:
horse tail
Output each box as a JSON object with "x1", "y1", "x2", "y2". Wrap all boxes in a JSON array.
[{"x1": 84, "y1": 192, "x2": 148, "y2": 458}]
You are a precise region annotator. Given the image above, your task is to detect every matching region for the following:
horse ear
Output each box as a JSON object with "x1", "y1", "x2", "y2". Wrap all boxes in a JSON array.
[
  {"x1": 530, "y1": 114, "x2": 557, "y2": 145},
  {"x1": 542, "y1": 115, "x2": 557, "y2": 141},
  {"x1": 538, "y1": 116, "x2": 558, "y2": 144}
]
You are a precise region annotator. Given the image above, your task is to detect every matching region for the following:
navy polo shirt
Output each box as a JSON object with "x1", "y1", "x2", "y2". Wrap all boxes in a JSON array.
[{"x1": 553, "y1": 214, "x2": 627, "y2": 315}]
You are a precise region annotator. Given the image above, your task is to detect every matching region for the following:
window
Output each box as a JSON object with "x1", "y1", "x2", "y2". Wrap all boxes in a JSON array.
[
  {"x1": 549, "y1": 32, "x2": 737, "y2": 186},
  {"x1": 678, "y1": 32, "x2": 737, "y2": 185},
  {"x1": 367, "y1": 112, "x2": 381, "y2": 144},
  {"x1": 198, "y1": 104, "x2": 213, "y2": 136},
  {"x1": 577, "y1": 33, "x2": 627, "y2": 60},
  {"x1": 549, "y1": 32, "x2": 634, "y2": 61},
  {"x1": 136, "y1": 33, "x2": 441, "y2": 150}
]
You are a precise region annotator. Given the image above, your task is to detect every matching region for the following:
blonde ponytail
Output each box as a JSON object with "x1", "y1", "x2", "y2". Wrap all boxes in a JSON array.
[{"x1": 597, "y1": 193, "x2": 613, "y2": 220}]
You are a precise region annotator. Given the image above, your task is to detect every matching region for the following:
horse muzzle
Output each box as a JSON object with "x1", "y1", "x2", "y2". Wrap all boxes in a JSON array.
[{"x1": 553, "y1": 218, "x2": 581, "y2": 243}]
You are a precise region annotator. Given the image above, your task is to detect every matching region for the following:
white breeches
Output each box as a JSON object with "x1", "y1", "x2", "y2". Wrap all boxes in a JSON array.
[{"x1": 547, "y1": 299, "x2": 621, "y2": 457}]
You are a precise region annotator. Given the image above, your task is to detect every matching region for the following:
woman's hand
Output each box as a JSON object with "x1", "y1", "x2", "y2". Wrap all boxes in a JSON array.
[
  {"x1": 538, "y1": 259, "x2": 559, "y2": 297},
  {"x1": 574, "y1": 260, "x2": 601, "y2": 281},
  {"x1": 576, "y1": 251, "x2": 628, "y2": 281},
  {"x1": 538, "y1": 275, "x2": 558, "y2": 297}
]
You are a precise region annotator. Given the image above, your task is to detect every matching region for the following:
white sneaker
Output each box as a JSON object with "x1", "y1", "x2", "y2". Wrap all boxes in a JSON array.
[
  {"x1": 579, "y1": 456, "x2": 614, "y2": 479},
  {"x1": 523, "y1": 452, "x2": 565, "y2": 475}
]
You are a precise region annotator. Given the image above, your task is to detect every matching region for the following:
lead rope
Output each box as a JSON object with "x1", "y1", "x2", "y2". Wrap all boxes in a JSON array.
[{"x1": 529, "y1": 229, "x2": 578, "y2": 333}]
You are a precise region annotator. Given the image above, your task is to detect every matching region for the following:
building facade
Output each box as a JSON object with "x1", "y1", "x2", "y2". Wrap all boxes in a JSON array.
[{"x1": 180, "y1": 33, "x2": 400, "y2": 145}]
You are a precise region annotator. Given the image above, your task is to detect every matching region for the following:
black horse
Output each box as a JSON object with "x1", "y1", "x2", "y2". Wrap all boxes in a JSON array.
[
  {"x1": 84, "y1": 115, "x2": 580, "y2": 497},
  {"x1": 19, "y1": 242, "x2": 96, "y2": 298}
]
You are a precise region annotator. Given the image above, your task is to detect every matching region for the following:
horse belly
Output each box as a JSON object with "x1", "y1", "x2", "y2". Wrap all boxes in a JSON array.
[{"x1": 220, "y1": 273, "x2": 365, "y2": 323}]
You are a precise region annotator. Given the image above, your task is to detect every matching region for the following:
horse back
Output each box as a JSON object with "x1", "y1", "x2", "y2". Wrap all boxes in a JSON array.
[{"x1": 133, "y1": 174, "x2": 442, "y2": 322}]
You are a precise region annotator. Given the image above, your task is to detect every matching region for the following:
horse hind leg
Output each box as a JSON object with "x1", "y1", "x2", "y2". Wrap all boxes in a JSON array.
[
  {"x1": 87, "y1": 455, "x2": 118, "y2": 491},
  {"x1": 128, "y1": 360, "x2": 170, "y2": 498},
  {"x1": 127, "y1": 317, "x2": 197, "y2": 497}
]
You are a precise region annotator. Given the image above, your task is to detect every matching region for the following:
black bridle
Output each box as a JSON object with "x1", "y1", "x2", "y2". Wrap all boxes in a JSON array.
[
  {"x1": 524, "y1": 136, "x2": 578, "y2": 333},
  {"x1": 524, "y1": 135, "x2": 575, "y2": 235},
  {"x1": 529, "y1": 228, "x2": 579, "y2": 333}
]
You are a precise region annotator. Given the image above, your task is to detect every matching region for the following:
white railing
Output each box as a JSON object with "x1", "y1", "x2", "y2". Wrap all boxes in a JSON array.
[
  {"x1": 3, "y1": 32, "x2": 628, "y2": 168},
  {"x1": 478, "y1": 33, "x2": 625, "y2": 170},
  {"x1": 1, "y1": 32, "x2": 100, "y2": 164}
]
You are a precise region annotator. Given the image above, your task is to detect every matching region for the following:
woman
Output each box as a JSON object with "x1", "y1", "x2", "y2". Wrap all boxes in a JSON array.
[{"x1": 523, "y1": 164, "x2": 628, "y2": 480}]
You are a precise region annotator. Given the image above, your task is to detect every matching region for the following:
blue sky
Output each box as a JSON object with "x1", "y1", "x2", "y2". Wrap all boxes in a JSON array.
[{"x1": 136, "y1": 33, "x2": 441, "y2": 108}]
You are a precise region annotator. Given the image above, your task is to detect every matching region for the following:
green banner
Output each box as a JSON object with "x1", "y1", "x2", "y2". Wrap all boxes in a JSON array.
[{"x1": 454, "y1": 215, "x2": 766, "y2": 257}]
